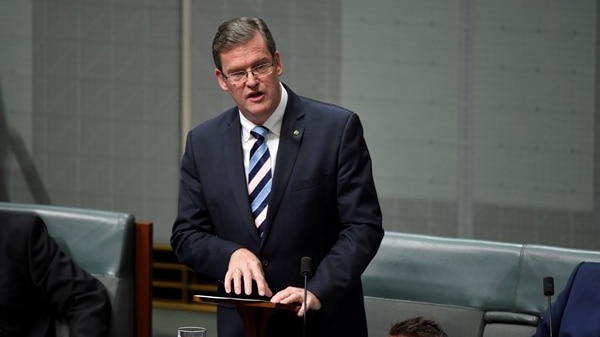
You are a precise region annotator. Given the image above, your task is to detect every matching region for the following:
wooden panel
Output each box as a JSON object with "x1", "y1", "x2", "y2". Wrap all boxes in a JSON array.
[
  {"x1": 152, "y1": 244, "x2": 218, "y2": 312},
  {"x1": 135, "y1": 221, "x2": 153, "y2": 337}
]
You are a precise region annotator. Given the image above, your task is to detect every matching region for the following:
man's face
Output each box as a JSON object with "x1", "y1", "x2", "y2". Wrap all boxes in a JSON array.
[{"x1": 215, "y1": 33, "x2": 283, "y2": 125}]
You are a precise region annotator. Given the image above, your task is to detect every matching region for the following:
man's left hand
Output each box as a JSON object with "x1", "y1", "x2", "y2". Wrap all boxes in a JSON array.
[{"x1": 270, "y1": 286, "x2": 322, "y2": 317}]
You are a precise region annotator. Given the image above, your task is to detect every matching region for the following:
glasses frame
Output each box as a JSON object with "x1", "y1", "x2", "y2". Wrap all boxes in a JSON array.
[{"x1": 223, "y1": 61, "x2": 275, "y2": 84}]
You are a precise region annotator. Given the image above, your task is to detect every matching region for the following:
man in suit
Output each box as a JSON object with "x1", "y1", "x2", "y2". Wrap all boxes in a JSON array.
[
  {"x1": 171, "y1": 17, "x2": 384, "y2": 337},
  {"x1": 533, "y1": 262, "x2": 600, "y2": 337},
  {"x1": 0, "y1": 210, "x2": 110, "y2": 337}
]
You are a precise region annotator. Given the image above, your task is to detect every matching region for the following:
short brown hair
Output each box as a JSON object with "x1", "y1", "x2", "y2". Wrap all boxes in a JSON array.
[
  {"x1": 388, "y1": 316, "x2": 448, "y2": 337},
  {"x1": 211, "y1": 17, "x2": 277, "y2": 71}
]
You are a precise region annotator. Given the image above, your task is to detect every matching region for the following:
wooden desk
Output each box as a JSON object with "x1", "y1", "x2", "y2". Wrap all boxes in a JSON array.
[{"x1": 193, "y1": 295, "x2": 299, "y2": 337}]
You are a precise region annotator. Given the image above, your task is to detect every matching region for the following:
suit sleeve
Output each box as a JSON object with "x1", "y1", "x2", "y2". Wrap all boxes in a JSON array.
[
  {"x1": 171, "y1": 130, "x2": 244, "y2": 282},
  {"x1": 29, "y1": 217, "x2": 111, "y2": 337},
  {"x1": 307, "y1": 112, "x2": 384, "y2": 313}
]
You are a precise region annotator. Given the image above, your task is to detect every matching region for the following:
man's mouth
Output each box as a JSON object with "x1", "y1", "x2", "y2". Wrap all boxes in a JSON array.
[{"x1": 247, "y1": 91, "x2": 264, "y2": 101}]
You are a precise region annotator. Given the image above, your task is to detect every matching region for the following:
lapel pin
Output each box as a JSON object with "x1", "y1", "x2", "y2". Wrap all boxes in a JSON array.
[{"x1": 293, "y1": 129, "x2": 300, "y2": 136}]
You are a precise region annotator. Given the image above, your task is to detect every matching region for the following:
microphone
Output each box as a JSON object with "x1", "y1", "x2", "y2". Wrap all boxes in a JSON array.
[
  {"x1": 543, "y1": 276, "x2": 554, "y2": 337},
  {"x1": 300, "y1": 256, "x2": 312, "y2": 337}
]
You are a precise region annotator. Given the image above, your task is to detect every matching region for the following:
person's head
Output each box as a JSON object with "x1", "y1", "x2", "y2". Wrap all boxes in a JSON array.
[
  {"x1": 388, "y1": 316, "x2": 448, "y2": 337},
  {"x1": 212, "y1": 17, "x2": 283, "y2": 125}
]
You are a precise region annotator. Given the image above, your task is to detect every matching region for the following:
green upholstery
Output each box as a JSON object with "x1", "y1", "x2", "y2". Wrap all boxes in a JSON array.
[
  {"x1": 515, "y1": 244, "x2": 600, "y2": 314},
  {"x1": 364, "y1": 297, "x2": 485, "y2": 337},
  {"x1": 0, "y1": 202, "x2": 136, "y2": 337},
  {"x1": 362, "y1": 232, "x2": 523, "y2": 309},
  {"x1": 362, "y1": 231, "x2": 600, "y2": 337}
]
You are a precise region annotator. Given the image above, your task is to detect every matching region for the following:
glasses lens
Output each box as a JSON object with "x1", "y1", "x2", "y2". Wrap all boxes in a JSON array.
[
  {"x1": 253, "y1": 63, "x2": 273, "y2": 76},
  {"x1": 227, "y1": 72, "x2": 245, "y2": 83},
  {"x1": 226, "y1": 62, "x2": 274, "y2": 83}
]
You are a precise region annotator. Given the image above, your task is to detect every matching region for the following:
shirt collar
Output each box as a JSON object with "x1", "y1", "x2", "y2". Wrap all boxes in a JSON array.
[{"x1": 240, "y1": 82, "x2": 288, "y2": 140}]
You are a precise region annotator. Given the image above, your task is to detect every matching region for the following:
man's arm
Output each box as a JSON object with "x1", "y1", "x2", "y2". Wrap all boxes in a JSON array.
[
  {"x1": 29, "y1": 217, "x2": 111, "y2": 337},
  {"x1": 308, "y1": 112, "x2": 384, "y2": 310},
  {"x1": 272, "y1": 110, "x2": 383, "y2": 315}
]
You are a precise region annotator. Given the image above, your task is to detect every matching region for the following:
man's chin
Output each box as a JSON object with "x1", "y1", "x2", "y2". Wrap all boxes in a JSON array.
[{"x1": 241, "y1": 107, "x2": 272, "y2": 124}]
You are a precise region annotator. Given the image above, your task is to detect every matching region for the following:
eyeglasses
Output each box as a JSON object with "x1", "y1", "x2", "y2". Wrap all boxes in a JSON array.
[{"x1": 223, "y1": 62, "x2": 275, "y2": 84}]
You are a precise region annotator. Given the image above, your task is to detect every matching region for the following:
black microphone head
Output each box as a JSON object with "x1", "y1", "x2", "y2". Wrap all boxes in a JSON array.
[
  {"x1": 543, "y1": 276, "x2": 554, "y2": 296},
  {"x1": 301, "y1": 256, "x2": 312, "y2": 276}
]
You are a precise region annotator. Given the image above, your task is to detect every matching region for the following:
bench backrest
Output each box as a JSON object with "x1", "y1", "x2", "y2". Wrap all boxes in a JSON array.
[
  {"x1": 0, "y1": 202, "x2": 152, "y2": 337},
  {"x1": 362, "y1": 231, "x2": 600, "y2": 337}
]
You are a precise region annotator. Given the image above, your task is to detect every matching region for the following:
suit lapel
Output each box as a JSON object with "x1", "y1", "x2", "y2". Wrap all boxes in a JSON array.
[
  {"x1": 222, "y1": 111, "x2": 261, "y2": 242},
  {"x1": 262, "y1": 88, "x2": 305, "y2": 242}
]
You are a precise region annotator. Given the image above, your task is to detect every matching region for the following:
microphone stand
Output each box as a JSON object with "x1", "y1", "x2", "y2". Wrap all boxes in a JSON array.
[
  {"x1": 300, "y1": 257, "x2": 312, "y2": 337},
  {"x1": 543, "y1": 276, "x2": 554, "y2": 337},
  {"x1": 303, "y1": 272, "x2": 309, "y2": 337},
  {"x1": 547, "y1": 295, "x2": 553, "y2": 337}
]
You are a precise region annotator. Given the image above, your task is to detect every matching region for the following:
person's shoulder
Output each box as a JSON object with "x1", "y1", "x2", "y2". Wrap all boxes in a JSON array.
[
  {"x1": 0, "y1": 210, "x2": 46, "y2": 245},
  {"x1": 0, "y1": 210, "x2": 44, "y2": 231},
  {"x1": 189, "y1": 106, "x2": 238, "y2": 135},
  {"x1": 283, "y1": 84, "x2": 357, "y2": 122},
  {"x1": 302, "y1": 96, "x2": 350, "y2": 112},
  {"x1": 292, "y1": 94, "x2": 355, "y2": 123},
  {"x1": 577, "y1": 262, "x2": 600, "y2": 276}
]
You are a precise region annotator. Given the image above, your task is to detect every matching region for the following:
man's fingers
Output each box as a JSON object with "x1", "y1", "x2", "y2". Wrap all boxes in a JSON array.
[
  {"x1": 270, "y1": 287, "x2": 321, "y2": 317},
  {"x1": 224, "y1": 267, "x2": 242, "y2": 294},
  {"x1": 250, "y1": 268, "x2": 272, "y2": 297},
  {"x1": 243, "y1": 269, "x2": 254, "y2": 295},
  {"x1": 233, "y1": 268, "x2": 244, "y2": 294},
  {"x1": 224, "y1": 269, "x2": 234, "y2": 293},
  {"x1": 225, "y1": 264, "x2": 273, "y2": 297}
]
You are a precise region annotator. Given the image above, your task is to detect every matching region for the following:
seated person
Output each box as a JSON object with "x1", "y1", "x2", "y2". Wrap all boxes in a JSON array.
[
  {"x1": 533, "y1": 261, "x2": 600, "y2": 337},
  {"x1": 388, "y1": 316, "x2": 448, "y2": 337},
  {"x1": 0, "y1": 210, "x2": 111, "y2": 337}
]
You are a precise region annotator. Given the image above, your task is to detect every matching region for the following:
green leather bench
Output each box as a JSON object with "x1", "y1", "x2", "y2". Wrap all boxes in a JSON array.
[
  {"x1": 0, "y1": 202, "x2": 152, "y2": 337},
  {"x1": 362, "y1": 231, "x2": 600, "y2": 337}
]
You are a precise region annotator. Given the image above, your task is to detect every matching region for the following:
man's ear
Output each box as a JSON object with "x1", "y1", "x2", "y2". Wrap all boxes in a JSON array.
[
  {"x1": 215, "y1": 68, "x2": 229, "y2": 92},
  {"x1": 274, "y1": 51, "x2": 283, "y2": 77}
]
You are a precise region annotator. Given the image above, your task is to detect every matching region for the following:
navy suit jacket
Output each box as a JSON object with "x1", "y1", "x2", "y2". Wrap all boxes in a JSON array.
[
  {"x1": 533, "y1": 262, "x2": 600, "y2": 337},
  {"x1": 0, "y1": 210, "x2": 110, "y2": 337},
  {"x1": 171, "y1": 85, "x2": 384, "y2": 337}
]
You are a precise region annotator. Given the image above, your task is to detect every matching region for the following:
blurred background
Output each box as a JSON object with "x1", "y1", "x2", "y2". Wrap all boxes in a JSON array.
[
  {"x1": 2, "y1": 0, "x2": 597, "y2": 249},
  {"x1": 2, "y1": 1, "x2": 598, "y2": 335}
]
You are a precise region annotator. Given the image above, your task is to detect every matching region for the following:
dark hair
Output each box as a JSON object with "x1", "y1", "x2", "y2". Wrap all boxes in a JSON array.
[
  {"x1": 388, "y1": 317, "x2": 448, "y2": 337},
  {"x1": 212, "y1": 17, "x2": 277, "y2": 71}
]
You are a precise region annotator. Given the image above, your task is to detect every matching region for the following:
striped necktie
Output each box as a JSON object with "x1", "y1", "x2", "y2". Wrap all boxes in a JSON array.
[{"x1": 248, "y1": 126, "x2": 272, "y2": 237}]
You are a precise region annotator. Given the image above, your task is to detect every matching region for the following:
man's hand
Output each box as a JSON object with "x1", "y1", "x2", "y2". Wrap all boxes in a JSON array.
[
  {"x1": 270, "y1": 286, "x2": 322, "y2": 317},
  {"x1": 225, "y1": 248, "x2": 273, "y2": 297}
]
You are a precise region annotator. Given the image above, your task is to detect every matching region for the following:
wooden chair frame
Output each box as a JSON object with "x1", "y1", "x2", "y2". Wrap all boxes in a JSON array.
[{"x1": 135, "y1": 220, "x2": 153, "y2": 337}]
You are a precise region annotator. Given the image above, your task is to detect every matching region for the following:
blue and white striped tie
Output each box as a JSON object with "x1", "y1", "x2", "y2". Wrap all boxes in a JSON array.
[{"x1": 248, "y1": 126, "x2": 271, "y2": 237}]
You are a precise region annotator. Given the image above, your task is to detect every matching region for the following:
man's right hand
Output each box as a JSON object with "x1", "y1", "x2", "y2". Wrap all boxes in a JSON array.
[{"x1": 224, "y1": 248, "x2": 273, "y2": 297}]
